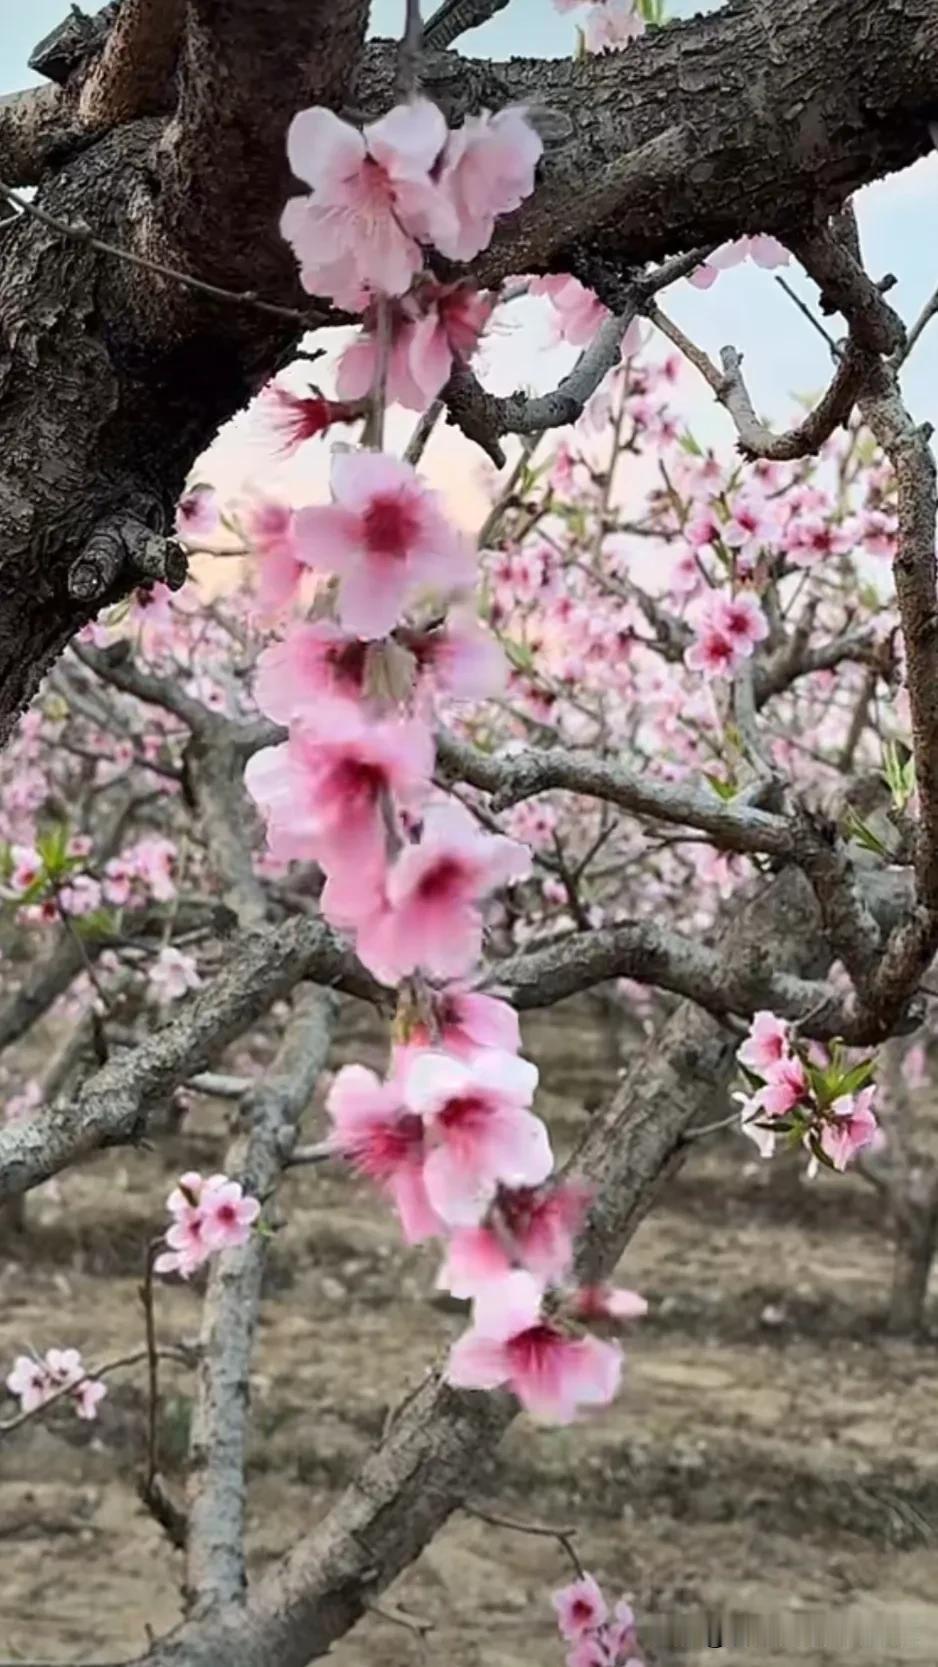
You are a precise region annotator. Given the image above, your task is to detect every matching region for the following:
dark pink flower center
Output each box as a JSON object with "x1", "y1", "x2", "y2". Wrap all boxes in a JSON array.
[
  {"x1": 437, "y1": 1093, "x2": 491, "y2": 1135},
  {"x1": 331, "y1": 756, "x2": 388, "y2": 805},
  {"x1": 325, "y1": 639, "x2": 368, "y2": 692},
  {"x1": 215, "y1": 1203, "x2": 237, "y2": 1227},
  {"x1": 505, "y1": 1323, "x2": 562, "y2": 1374},
  {"x1": 363, "y1": 492, "x2": 421, "y2": 560},
  {"x1": 354, "y1": 1112, "x2": 424, "y2": 1179},
  {"x1": 415, "y1": 855, "x2": 467, "y2": 903}
]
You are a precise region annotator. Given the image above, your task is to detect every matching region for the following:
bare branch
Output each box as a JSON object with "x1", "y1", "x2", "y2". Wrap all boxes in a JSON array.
[
  {"x1": 424, "y1": 0, "x2": 512, "y2": 49},
  {"x1": 492, "y1": 919, "x2": 846, "y2": 1034},
  {"x1": 647, "y1": 304, "x2": 874, "y2": 462},
  {"x1": 186, "y1": 988, "x2": 337, "y2": 1610},
  {"x1": 0, "y1": 916, "x2": 382, "y2": 1203},
  {"x1": 436, "y1": 731, "x2": 793, "y2": 856}
]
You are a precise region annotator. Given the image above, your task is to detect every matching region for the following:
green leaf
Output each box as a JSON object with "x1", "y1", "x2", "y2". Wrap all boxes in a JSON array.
[
  {"x1": 36, "y1": 822, "x2": 70, "y2": 879},
  {"x1": 502, "y1": 638, "x2": 534, "y2": 673},
  {"x1": 678, "y1": 430, "x2": 703, "y2": 457},
  {"x1": 844, "y1": 807, "x2": 889, "y2": 858},
  {"x1": 704, "y1": 772, "x2": 739, "y2": 802},
  {"x1": 72, "y1": 909, "x2": 119, "y2": 941},
  {"x1": 830, "y1": 1058, "x2": 876, "y2": 1100}
]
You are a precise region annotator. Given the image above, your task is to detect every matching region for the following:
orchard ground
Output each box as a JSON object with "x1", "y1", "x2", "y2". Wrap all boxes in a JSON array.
[{"x1": 2, "y1": 995, "x2": 937, "y2": 1667}]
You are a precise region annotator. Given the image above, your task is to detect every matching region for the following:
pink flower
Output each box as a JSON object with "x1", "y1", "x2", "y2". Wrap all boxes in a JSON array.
[
  {"x1": 710, "y1": 591, "x2": 769, "y2": 654},
  {"x1": 325, "y1": 1063, "x2": 442, "y2": 1242},
  {"x1": 437, "y1": 1179, "x2": 591, "y2": 1296},
  {"x1": 244, "y1": 702, "x2": 432, "y2": 873},
  {"x1": 5, "y1": 1349, "x2": 106, "y2": 1421},
  {"x1": 690, "y1": 235, "x2": 789, "y2": 287},
  {"x1": 6, "y1": 1353, "x2": 55, "y2": 1413},
  {"x1": 149, "y1": 946, "x2": 201, "y2": 1004},
  {"x1": 404, "y1": 1049, "x2": 550, "y2": 1225},
  {"x1": 281, "y1": 101, "x2": 452, "y2": 306},
  {"x1": 784, "y1": 515, "x2": 852, "y2": 568},
  {"x1": 432, "y1": 989, "x2": 521, "y2": 1059},
  {"x1": 583, "y1": 0, "x2": 645, "y2": 53},
  {"x1": 553, "y1": 1575, "x2": 609, "y2": 1640},
  {"x1": 294, "y1": 452, "x2": 473, "y2": 638},
  {"x1": 446, "y1": 1270, "x2": 622, "y2": 1423},
  {"x1": 723, "y1": 496, "x2": 775, "y2": 558},
  {"x1": 409, "y1": 612, "x2": 506, "y2": 700},
  {"x1": 738, "y1": 1011, "x2": 790, "y2": 1075},
  {"x1": 531, "y1": 275, "x2": 608, "y2": 347},
  {"x1": 499, "y1": 1179, "x2": 592, "y2": 1280},
  {"x1": 200, "y1": 1180, "x2": 261, "y2": 1251},
  {"x1": 350, "y1": 802, "x2": 531, "y2": 982},
  {"x1": 758, "y1": 1053, "x2": 809, "y2": 1117},
  {"x1": 253, "y1": 623, "x2": 368, "y2": 723},
  {"x1": 437, "y1": 1224, "x2": 513, "y2": 1297},
  {"x1": 73, "y1": 1377, "x2": 108, "y2": 1420},
  {"x1": 684, "y1": 626, "x2": 746, "y2": 680},
  {"x1": 242, "y1": 499, "x2": 305, "y2": 616},
  {"x1": 337, "y1": 283, "x2": 492, "y2": 413},
  {"x1": 572, "y1": 1285, "x2": 648, "y2": 1323},
  {"x1": 176, "y1": 484, "x2": 219, "y2": 542},
  {"x1": 820, "y1": 1086, "x2": 879, "y2": 1172},
  {"x1": 435, "y1": 108, "x2": 542, "y2": 263}
]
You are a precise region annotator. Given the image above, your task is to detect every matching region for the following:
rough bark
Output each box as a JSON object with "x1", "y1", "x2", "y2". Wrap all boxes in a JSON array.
[{"x1": 0, "y1": 0, "x2": 937, "y2": 735}]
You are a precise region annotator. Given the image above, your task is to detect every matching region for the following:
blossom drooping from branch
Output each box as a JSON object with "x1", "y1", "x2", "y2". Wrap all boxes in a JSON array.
[
  {"x1": 325, "y1": 1063, "x2": 444, "y2": 1243},
  {"x1": 244, "y1": 701, "x2": 432, "y2": 872},
  {"x1": 337, "y1": 283, "x2": 492, "y2": 414},
  {"x1": 403, "y1": 1049, "x2": 551, "y2": 1226},
  {"x1": 294, "y1": 452, "x2": 474, "y2": 638},
  {"x1": 344, "y1": 801, "x2": 532, "y2": 983},
  {"x1": 433, "y1": 108, "x2": 543, "y2": 263},
  {"x1": 446, "y1": 1270, "x2": 622, "y2": 1423}
]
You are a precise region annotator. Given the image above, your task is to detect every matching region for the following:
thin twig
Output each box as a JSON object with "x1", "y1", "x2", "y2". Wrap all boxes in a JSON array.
[
  {"x1": 404, "y1": 398, "x2": 444, "y2": 466},
  {"x1": 464, "y1": 1504, "x2": 585, "y2": 1577},
  {"x1": 0, "y1": 179, "x2": 316, "y2": 326},
  {"x1": 773, "y1": 275, "x2": 840, "y2": 353}
]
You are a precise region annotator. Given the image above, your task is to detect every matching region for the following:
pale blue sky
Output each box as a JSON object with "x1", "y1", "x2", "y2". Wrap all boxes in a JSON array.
[{"x1": 2, "y1": 0, "x2": 935, "y2": 447}]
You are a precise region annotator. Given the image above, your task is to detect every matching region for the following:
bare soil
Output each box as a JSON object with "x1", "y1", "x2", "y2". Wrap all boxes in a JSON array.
[{"x1": 2, "y1": 997, "x2": 937, "y2": 1666}]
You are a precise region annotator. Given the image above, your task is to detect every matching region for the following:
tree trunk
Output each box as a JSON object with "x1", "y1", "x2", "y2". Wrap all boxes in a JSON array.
[{"x1": 887, "y1": 1184, "x2": 938, "y2": 1335}]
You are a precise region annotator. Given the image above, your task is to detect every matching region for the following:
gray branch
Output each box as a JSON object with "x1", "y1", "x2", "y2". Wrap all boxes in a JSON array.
[
  {"x1": 0, "y1": 916, "x2": 383, "y2": 1202},
  {"x1": 186, "y1": 987, "x2": 337, "y2": 1611},
  {"x1": 436, "y1": 731, "x2": 793, "y2": 856}
]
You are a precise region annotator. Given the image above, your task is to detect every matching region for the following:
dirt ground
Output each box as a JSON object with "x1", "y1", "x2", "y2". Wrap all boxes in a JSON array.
[{"x1": 2, "y1": 996, "x2": 938, "y2": 1667}]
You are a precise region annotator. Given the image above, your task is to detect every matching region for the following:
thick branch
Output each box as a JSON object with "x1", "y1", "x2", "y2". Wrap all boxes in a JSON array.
[
  {"x1": 436, "y1": 731, "x2": 793, "y2": 856},
  {"x1": 78, "y1": 0, "x2": 185, "y2": 131},
  {"x1": 0, "y1": 916, "x2": 382, "y2": 1202},
  {"x1": 155, "y1": 0, "x2": 370, "y2": 295},
  {"x1": 493, "y1": 920, "x2": 846, "y2": 1036}
]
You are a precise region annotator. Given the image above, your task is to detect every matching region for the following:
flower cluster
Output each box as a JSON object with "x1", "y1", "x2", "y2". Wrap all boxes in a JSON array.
[
  {"x1": 734, "y1": 1012, "x2": 879, "y2": 1174},
  {"x1": 154, "y1": 1171, "x2": 260, "y2": 1279},
  {"x1": 553, "y1": 1574, "x2": 646, "y2": 1666},
  {"x1": 237, "y1": 93, "x2": 648, "y2": 1426},
  {"x1": 5, "y1": 1347, "x2": 106, "y2": 1421}
]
